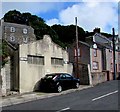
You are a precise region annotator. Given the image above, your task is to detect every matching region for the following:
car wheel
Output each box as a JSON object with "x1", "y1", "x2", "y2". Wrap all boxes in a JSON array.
[
  {"x1": 57, "y1": 85, "x2": 62, "y2": 93},
  {"x1": 75, "y1": 82, "x2": 79, "y2": 88}
]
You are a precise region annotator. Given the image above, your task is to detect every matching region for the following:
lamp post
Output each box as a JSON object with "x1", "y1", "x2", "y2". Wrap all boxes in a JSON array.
[{"x1": 112, "y1": 28, "x2": 116, "y2": 80}]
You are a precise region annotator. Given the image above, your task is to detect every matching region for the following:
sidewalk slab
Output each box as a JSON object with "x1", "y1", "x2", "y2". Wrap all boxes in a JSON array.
[
  {"x1": 9, "y1": 97, "x2": 25, "y2": 105},
  {"x1": 2, "y1": 99, "x2": 12, "y2": 107},
  {"x1": 22, "y1": 94, "x2": 37, "y2": 102}
]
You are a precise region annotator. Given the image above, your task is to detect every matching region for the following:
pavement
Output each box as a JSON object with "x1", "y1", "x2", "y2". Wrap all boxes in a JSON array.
[{"x1": 1, "y1": 85, "x2": 92, "y2": 108}]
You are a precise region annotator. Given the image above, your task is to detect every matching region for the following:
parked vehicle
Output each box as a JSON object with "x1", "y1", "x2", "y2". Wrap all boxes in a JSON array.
[{"x1": 40, "y1": 73, "x2": 80, "y2": 92}]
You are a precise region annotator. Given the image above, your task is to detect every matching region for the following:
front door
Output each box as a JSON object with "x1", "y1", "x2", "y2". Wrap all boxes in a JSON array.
[{"x1": 10, "y1": 50, "x2": 19, "y2": 91}]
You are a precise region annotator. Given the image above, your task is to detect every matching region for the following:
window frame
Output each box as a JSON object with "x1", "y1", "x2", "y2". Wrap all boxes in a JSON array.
[
  {"x1": 51, "y1": 57, "x2": 63, "y2": 65},
  {"x1": 93, "y1": 49, "x2": 97, "y2": 57},
  {"x1": 27, "y1": 55, "x2": 44, "y2": 65},
  {"x1": 10, "y1": 27, "x2": 16, "y2": 33},
  {"x1": 93, "y1": 61, "x2": 99, "y2": 70}
]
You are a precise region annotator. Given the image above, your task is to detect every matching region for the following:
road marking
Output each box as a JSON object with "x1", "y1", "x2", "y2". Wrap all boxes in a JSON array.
[
  {"x1": 92, "y1": 90, "x2": 118, "y2": 101},
  {"x1": 56, "y1": 107, "x2": 70, "y2": 112}
]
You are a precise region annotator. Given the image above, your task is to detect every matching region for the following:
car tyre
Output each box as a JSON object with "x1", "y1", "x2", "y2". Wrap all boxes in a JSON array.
[
  {"x1": 57, "y1": 85, "x2": 62, "y2": 93},
  {"x1": 75, "y1": 82, "x2": 79, "y2": 88}
]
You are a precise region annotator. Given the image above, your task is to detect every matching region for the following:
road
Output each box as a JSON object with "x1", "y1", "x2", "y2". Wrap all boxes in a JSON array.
[{"x1": 2, "y1": 80, "x2": 119, "y2": 111}]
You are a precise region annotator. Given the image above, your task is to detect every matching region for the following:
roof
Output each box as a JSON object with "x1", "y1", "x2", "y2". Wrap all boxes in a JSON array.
[{"x1": 86, "y1": 33, "x2": 112, "y2": 49}]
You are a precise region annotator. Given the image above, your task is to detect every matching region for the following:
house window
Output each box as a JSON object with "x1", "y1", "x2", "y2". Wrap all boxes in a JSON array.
[
  {"x1": 51, "y1": 57, "x2": 63, "y2": 65},
  {"x1": 10, "y1": 27, "x2": 15, "y2": 32},
  {"x1": 23, "y1": 28, "x2": 28, "y2": 34},
  {"x1": 10, "y1": 36, "x2": 15, "y2": 42},
  {"x1": 74, "y1": 48, "x2": 81, "y2": 57},
  {"x1": 93, "y1": 61, "x2": 99, "y2": 70},
  {"x1": 109, "y1": 49, "x2": 112, "y2": 52},
  {"x1": 23, "y1": 36, "x2": 28, "y2": 43},
  {"x1": 93, "y1": 49, "x2": 97, "y2": 57},
  {"x1": 28, "y1": 55, "x2": 44, "y2": 65}
]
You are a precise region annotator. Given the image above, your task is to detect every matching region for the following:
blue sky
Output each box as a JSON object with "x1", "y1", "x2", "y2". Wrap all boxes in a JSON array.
[{"x1": 1, "y1": 0, "x2": 119, "y2": 34}]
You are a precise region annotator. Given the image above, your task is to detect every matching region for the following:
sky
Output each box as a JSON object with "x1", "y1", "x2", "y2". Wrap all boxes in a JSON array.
[{"x1": 0, "y1": 0, "x2": 119, "y2": 34}]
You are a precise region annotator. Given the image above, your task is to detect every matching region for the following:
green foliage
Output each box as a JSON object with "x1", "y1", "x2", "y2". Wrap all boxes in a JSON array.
[
  {"x1": 101, "y1": 32, "x2": 112, "y2": 38},
  {"x1": 1, "y1": 40, "x2": 9, "y2": 67},
  {"x1": 51, "y1": 24, "x2": 86, "y2": 47}
]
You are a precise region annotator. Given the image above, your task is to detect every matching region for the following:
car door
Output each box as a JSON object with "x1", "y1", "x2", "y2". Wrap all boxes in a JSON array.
[
  {"x1": 65, "y1": 74, "x2": 73, "y2": 88},
  {"x1": 59, "y1": 74, "x2": 67, "y2": 89}
]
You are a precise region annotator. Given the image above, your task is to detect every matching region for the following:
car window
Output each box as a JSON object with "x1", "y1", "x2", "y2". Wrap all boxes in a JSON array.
[
  {"x1": 65, "y1": 74, "x2": 73, "y2": 79},
  {"x1": 45, "y1": 75, "x2": 56, "y2": 79},
  {"x1": 60, "y1": 74, "x2": 66, "y2": 79}
]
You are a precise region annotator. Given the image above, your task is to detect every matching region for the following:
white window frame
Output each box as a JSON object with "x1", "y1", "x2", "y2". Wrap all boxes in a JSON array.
[
  {"x1": 23, "y1": 28, "x2": 28, "y2": 34},
  {"x1": 93, "y1": 61, "x2": 99, "y2": 70},
  {"x1": 10, "y1": 27, "x2": 15, "y2": 32},
  {"x1": 10, "y1": 36, "x2": 15, "y2": 42},
  {"x1": 93, "y1": 49, "x2": 97, "y2": 57}
]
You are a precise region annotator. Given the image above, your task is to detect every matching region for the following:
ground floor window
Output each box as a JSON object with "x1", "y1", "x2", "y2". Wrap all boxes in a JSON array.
[
  {"x1": 93, "y1": 61, "x2": 99, "y2": 70},
  {"x1": 28, "y1": 55, "x2": 44, "y2": 65},
  {"x1": 51, "y1": 57, "x2": 63, "y2": 65}
]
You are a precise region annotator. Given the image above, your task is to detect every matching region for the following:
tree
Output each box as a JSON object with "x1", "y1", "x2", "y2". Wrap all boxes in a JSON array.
[{"x1": 51, "y1": 24, "x2": 85, "y2": 46}]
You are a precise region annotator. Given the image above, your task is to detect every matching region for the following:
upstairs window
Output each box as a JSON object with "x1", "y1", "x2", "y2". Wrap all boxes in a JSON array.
[
  {"x1": 10, "y1": 36, "x2": 15, "y2": 42},
  {"x1": 10, "y1": 27, "x2": 15, "y2": 32},
  {"x1": 93, "y1": 49, "x2": 97, "y2": 57},
  {"x1": 74, "y1": 48, "x2": 81, "y2": 57}
]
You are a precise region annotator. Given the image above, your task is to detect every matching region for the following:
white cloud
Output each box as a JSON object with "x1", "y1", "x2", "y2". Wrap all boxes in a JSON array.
[
  {"x1": 1, "y1": 2, "x2": 62, "y2": 18},
  {"x1": 1, "y1": 1, "x2": 118, "y2": 34},
  {"x1": 46, "y1": 18, "x2": 60, "y2": 26},
  {"x1": 1, "y1": 0, "x2": 120, "y2": 2},
  {"x1": 47, "y1": 2, "x2": 118, "y2": 33}
]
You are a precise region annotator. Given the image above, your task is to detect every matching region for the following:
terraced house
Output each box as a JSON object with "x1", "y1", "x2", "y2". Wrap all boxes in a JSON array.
[{"x1": 68, "y1": 29, "x2": 120, "y2": 85}]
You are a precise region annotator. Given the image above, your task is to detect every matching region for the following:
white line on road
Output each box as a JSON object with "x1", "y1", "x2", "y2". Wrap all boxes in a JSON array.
[
  {"x1": 56, "y1": 107, "x2": 70, "y2": 112},
  {"x1": 92, "y1": 90, "x2": 118, "y2": 101}
]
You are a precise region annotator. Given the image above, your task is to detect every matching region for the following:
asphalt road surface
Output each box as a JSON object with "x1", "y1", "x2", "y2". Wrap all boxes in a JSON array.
[{"x1": 2, "y1": 80, "x2": 119, "y2": 111}]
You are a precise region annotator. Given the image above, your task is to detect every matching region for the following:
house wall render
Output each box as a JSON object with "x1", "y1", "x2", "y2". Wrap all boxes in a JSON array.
[{"x1": 19, "y1": 35, "x2": 73, "y2": 93}]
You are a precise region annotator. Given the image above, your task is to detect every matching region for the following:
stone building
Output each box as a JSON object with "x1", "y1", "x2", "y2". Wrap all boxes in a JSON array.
[
  {"x1": 19, "y1": 35, "x2": 72, "y2": 93},
  {"x1": 0, "y1": 20, "x2": 36, "y2": 95},
  {"x1": 1, "y1": 20, "x2": 36, "y2": 44},
  {"x1": 0, "y1": 20, "x2": 72, "y2": 95}
]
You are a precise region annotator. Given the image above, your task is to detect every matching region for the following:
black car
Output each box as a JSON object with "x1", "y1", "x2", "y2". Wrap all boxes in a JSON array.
[{"x1": 40, "y1": 73, "x2": 80, "y2": 92}]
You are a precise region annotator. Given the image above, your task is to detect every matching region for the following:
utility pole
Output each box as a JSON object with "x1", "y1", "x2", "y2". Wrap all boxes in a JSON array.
[
  {"x1": 112, "y1": 28, "x2": 116, "y2": 80},
  {"x1": 75, "y1": 17, "x2": 79, "y2": 78}
]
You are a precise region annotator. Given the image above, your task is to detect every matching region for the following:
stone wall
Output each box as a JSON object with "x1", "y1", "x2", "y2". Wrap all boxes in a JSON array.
[
  {"x1": 1, "y1": 57, "x2": 11, "y2": 96},
  {"x1": 91, "y1": 72, "x2": 107, "y2": 85}
]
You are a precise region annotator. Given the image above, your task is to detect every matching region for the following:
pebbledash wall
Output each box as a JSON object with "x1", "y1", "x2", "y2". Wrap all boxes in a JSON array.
[{"x1": 19, "y1": 35, "x2": 73, "y2": 93}]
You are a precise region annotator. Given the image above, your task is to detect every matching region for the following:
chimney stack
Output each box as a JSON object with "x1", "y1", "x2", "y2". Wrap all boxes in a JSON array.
[{"x1": 93, "y1": 28, "x2": 100, "y2": 33}]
